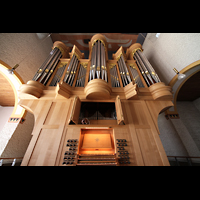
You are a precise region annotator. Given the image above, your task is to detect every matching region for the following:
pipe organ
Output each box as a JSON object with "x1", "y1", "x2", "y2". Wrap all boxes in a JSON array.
[
  {"x1": 89, "y1": 40, "x2": 107, "y2": 82},
  {"x1": 75, "y1": 64, "x2": 87, "y2": 87},
  {"x1": 128, "y1": 64, "x2": 144, "y2": 88},
  {"x1": 19, "y1": 34, "x2": 173, "y2": 166},
  {"x1": 117, "y1": 55, "x2": 131, "y2": 87},
  {"x1": 33, "y1": 47, "x2": 62, "y2": 85},
  {"x1": 63, "y1": 54, "x2": 79, "y2": 86},
  {"x1": 110, "y1": 65, "x2": 120, "y2": 87},
  {"x1": 133, "y1": 48, "x2": 161, "y2": 87}
]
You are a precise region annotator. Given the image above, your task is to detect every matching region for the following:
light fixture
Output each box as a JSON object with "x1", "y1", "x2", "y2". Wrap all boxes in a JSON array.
[
  {"x1": 156, "y1": 33, "x2": 160, "y2": 38},
  {"x1": 7, "y1": 64, "x2": 19, "y2": 74},
  {"x1": 173, "y1": 68, "x2": 186, "y2": 80}
]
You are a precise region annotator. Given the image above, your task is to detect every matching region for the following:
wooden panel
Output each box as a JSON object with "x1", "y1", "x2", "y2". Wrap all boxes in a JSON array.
[
  {"x1": 57, "y1": 127, "x2": 81, "y2": 166},
  {"x1": 82, "y1": 133, "x2": 112, "y2": 149},
  {"x1": 44, "y1": 101, "x2": 69, "y2": 125},
  {"x1": 136, "y1": 129, "x2": 163, "y2": 166},
  {"x1": 0, "y1": 73, "x2": 15, "y2": 106},
  {"x1": 128, "y1": 125, "x2": 144, "y2": 166},
  {"x1": 21, "y1": 99, "x2": 72, "y2": 166},
  {"x1": 114, "y1": 126, "x2": 144, "y2": 166},
  {"x1": 69, "y1": 96, "x2": 81, "y2": 124},
  {"x1": 120, "y1": 101, "x2": 145, "y2": 166},
  {"x1": 122, "y1": 100, "x2": 149, "y2": 126},
  {"x1": 140, "y1": 101, "x2": 170, "y2": 166},
  {"x1": 115, "y1": 95, "x2": 125, "y2": 125},
  {"x1": 78, "y1": 128, "x2": 115, "y2": 154},
  {"x1": 89, "y1": 120, "x2": 117, "y2": 125},
  {"x1": 28, "y1": 129, "x2": 59, "y2": 166},
  {"x1": 120, "y1": 100, "x2": 170, "y2": 166}
]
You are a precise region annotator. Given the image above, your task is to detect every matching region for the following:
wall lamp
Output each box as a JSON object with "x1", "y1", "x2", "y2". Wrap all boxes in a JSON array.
[{"x1": 173, "y1": 68, "x2": 186, "y2": 80}]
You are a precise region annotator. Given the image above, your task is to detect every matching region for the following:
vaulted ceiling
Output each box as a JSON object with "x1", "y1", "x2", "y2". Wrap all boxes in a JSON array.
[
  {"x1": 50, "y1": 33, "x2": 139, "y2": 52},
  {"x1": 0, "y1": 72, "x2": 15, "y2": 106}
]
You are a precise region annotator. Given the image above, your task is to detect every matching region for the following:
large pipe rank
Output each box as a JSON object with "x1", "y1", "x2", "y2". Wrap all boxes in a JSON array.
[
  {"x1": 133, "y1": 50, "x2": 160, "y2": 87},
  {"x1": 32, "y1": 47, "x2": 62, "y2": 86},
  {"x1": 76, "y1": 64, "x2": 87, "y2": 87},
  {"x1": 110, "y1": 65, "x2": 120, "y2": 87},
  {"x1": 63, "y1": 54, "x2": 79, "y2": 86},
  {"x1": 49, "y1": 64, "x2": 68, "y2": 86},
  {"x1": 128, "y1": 65, "x2": 144, "y2": 87},
  {"x1": 89, "y1": 40, "x2": 107, "y2": 82},
  {"x1": 117, "y1": 55, "x2": 131, "y2": 87}
]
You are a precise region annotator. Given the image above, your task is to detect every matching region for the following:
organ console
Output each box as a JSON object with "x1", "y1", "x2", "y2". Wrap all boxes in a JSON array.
[
  {"x1": 19, "y1": 34, "x2": 174, "y2": 166},
  {"x1": 116, "y1": 139, "x2": 130, "y2": 165}
]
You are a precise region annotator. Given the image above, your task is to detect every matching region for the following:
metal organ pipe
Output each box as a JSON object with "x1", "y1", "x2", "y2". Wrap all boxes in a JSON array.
[
  {"x1": 110, "y1": 65, "x2": 120, "y2": 87},
  {"x1": 33, "y1": 47, "x2": 62, "y2": 86},
  {"x1": 89, "y1": 40, "x2": 107, "y2": 82},
  {"x1": 133, "y1": 49, "x2": 161, "y2": 87},
  {"x1": 137, "y1": 50, "x2": 161, "y2": 83},
  {"x1": 49, "y1": 63, "x2": 67, "y2": 86},
  {"x1": 63, "y1": 54, "x2": 75, "y2": 83},
  {"x1": 134, "y1": 52, "x2": 154, "y2": 85},
  {"x1": 89, "y1": 44, "x2": 95, "y2": 82},
  {"x1": 93, "y1": 42, "x2": 97, "y2": 79},
  {"x1": 76, "y1": 64, "x2": 87, "y2": 87},
  {"x1": 101, "y1": 42, "x2": 104, "y2": 80},
  {"x1": 134, "y1": 53, "x2": 150, "y2": 87},
  {"x1": 121, "y1": 56, "x2": 131, "y2": 83},
  {"x1": 117, "y1": 58, "x2": 125, "y2": 87},
  {"x1": 42, "y1": 51, "x2": 62, "y2": 86},
  {"x1": 69, "y1": 57, "x2": 79, "y2": 86},
  {"x1": 128, "y1": 65, "x2": 144, "y2": 88},
  {"x1": 64, "y1": 55, "x2": 79, "y2": 86},
  {"x1": 39, "y1": 49, "x2": 62, "y2": 84},
  {"x1": 97, "y1": 40, "x2": 100, "y2": 79},
  {"x1": 117, "y1": 56, "x2": 131, "y2": 87},
  {"x1": 33, "y1": 47, "x2": 60, "y2": 82},
  {"x1": 32, "y1": 48, "x2": 56, "y2": 81},
  {"x1": 102, "y1": 42, "x2": 107, "y2": 82}
]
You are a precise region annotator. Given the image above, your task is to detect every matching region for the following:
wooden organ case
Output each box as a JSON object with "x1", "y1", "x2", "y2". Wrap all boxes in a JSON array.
[{"x1": 19, "y1": 34, "x2": 173, "y2": 166}]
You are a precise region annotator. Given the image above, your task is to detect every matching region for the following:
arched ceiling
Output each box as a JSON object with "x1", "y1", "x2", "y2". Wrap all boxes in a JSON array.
[{"x1": 0, "y1": 72, "x2": 15, "y2": 106}]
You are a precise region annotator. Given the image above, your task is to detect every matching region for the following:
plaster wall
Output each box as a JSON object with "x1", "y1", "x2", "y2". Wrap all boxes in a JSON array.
[
  {"x1": 0, "y1": 106, "x2": 14, "y2": 132},
  {"x1": 142, "y1": 33, "x2": 200, "y2": 85},
  {"x1": 0, "y1": 33, "x2": 53, "y2": 83},
  {"x1": 158, "y1": 112, "x2": 188, "y2": 157},
  {"x1": 158, "y1": 98, "x2": 200, "y2": 158},
  {"x1": 0, "y1": 33, "x2": 53, "y2": 159},
  {"x1": 1, "y1": 112, "x2": 34, "y2": 158}
]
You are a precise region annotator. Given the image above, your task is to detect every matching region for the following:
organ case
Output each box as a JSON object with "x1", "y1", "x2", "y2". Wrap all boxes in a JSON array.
[{"x1": 19, "y1": 34, "x2": 173, "y2": 166}]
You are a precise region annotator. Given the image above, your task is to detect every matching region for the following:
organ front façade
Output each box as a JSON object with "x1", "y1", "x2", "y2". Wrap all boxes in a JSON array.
[{"x1": 19, "y1": 34, "x2": 173, "y2": 166}]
